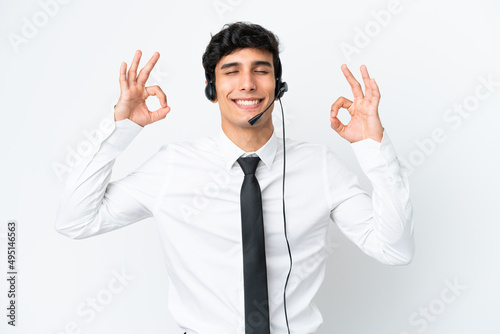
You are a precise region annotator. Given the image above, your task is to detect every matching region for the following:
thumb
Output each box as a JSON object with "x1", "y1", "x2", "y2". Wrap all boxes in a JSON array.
[
  {"x1": 149, "y1": 106, "x2": 171, "y2": 123},
  {"x1": 330, "y1": 109, "x2": 345, "y2": 137},
  {"x1": 330, "y1": 115, "x2": 346, "y2": 138}
]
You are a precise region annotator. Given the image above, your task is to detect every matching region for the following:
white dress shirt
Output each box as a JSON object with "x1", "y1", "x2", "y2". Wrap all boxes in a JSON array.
[{"x1": 55, "y1": 118, "x2": 414, "y2": 334}]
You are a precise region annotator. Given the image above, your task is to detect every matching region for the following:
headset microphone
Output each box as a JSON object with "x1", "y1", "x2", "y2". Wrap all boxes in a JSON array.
[
  {"x1": 248, "y1": 100, "x2": 274, "y2": 126},
  {"x1": 248, "y1": 82, "x2": 288, "y2": 126}
]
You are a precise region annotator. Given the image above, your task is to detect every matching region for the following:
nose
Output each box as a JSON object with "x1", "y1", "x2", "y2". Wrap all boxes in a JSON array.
[{"x1": 238, "y1": 70, "x2": 256, "y2": 92}]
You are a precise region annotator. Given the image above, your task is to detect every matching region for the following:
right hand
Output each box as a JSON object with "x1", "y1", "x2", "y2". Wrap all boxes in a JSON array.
[{"x1": 114, "y1": 50, "x2": 171, "y2": 127}]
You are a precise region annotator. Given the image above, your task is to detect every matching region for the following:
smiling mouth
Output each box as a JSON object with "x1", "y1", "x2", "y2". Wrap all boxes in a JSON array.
[{"x1": 233, "y1": 99, "x2": 263, "y2": 106}]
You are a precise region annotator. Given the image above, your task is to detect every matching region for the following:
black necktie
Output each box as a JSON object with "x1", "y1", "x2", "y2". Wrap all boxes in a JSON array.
[{"x1": 237, "y1": 156, "x2": 270, "y2": 334}]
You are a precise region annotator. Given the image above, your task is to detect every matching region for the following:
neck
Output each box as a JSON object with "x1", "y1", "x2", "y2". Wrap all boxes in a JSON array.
[{"x1": 222, "y1": 121, "x2": 274, "y2": 152}]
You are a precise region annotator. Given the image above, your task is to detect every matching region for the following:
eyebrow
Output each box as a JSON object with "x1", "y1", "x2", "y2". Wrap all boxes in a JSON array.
[{"x1": 220, "y1": 60, "x2": 273, "y2": 70}]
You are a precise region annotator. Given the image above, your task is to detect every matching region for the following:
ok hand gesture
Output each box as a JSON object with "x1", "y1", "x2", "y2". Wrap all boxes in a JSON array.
[
  {"x1": 114, "y1": 50, "x2": 171, "y2": 127},
  {"x1": 330, "y1": 65, "x2": 384, "y2": 143}
]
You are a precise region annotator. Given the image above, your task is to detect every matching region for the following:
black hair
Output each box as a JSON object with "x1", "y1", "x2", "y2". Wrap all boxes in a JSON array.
[{"x1": 202, "y1": 22, "x2": 281, "y2": 83}]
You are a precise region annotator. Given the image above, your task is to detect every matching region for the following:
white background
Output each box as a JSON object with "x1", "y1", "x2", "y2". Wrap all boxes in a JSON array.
[{"x1": 1, "y1": 0, "x2": 499, "y2": 333}]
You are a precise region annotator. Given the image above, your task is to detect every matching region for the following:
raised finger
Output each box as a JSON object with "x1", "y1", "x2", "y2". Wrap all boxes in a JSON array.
[
  {"x1": 128, "y1": 50, "x2": 142, "y2": 86},
  {"x1": 370, "y1": 78, "x2": 381, "y2": 107},
  {"x1": 119, "y1": 62, "x2": 129, "y2": 92},
  {"x1": 137, "y1": 52, "x2": 160, "y2": 86},
  {"x1": 145, "y1": 85, "x2": 168, "y2": 108},
  {"x1": 360, "y1": 65, "x2": 372, "y2": 100},
  {"x1": 341, "y1": 64, "x2": 364, "y2": 99}
]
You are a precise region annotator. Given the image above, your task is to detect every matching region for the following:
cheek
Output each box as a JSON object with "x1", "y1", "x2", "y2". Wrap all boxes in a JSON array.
[
  {"x1": 215, "y1": 78, "x2": 235, "y2": 98},
  {"x1": 260, "y1": 79, "x2": 276, "y2": 95}
]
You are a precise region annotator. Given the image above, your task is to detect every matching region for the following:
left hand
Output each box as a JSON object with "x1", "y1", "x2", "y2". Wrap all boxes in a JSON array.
[{"x1": 330, "y1": 64, "x2": 384, "y2": 143}]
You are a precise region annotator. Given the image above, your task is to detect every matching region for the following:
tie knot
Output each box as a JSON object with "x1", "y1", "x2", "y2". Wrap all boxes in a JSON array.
[{"x1": 237, "y1": 156, "x2": 260, "y2": 175}]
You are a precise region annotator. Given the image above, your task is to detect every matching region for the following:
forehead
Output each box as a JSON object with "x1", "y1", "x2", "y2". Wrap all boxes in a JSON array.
[{"x1": 216, "y1": 48, "x2": 273, "y2": 68}]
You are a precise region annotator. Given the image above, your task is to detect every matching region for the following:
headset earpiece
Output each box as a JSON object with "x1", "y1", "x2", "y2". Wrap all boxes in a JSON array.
[
  {"x1": 274, "y1": 57, "x2": 287, "y2": 100},
  {"x1": 205, "y1": 81, "x2": 216, "y2": 101},
  {"x1": 205, "y1": 72, "x2": 216, "y2": 101},
  {"x1": 275, "y1": 79, "x2": 288, "y2": 100}
]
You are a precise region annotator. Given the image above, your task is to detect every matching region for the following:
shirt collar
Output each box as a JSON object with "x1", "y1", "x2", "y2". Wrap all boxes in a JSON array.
[{"x1": 216, "y1": 129, "x2": 277, "y2": 171}]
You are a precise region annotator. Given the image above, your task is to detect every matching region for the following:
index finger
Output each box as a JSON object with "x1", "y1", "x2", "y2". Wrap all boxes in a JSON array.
[
  {"x1": 341, "y1": 64, "x2": 364, "y2": 99},
  {"x1": 137, "y1": 52, "x2": 160, "y2": 86},
  {"x1": 128, "y1": 50, "x2": 142, "y2": 86},
  {"x1": 119, "y1": 61, "x2": 129, "y2": 92}
]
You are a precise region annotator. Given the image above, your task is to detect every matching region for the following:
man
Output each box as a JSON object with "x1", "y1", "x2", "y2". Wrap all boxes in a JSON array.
[{"x1": 55, "y1": 22, "x2": 414, "y2": 333}]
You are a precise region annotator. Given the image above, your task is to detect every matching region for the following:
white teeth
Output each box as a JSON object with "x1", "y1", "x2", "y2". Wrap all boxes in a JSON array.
[{"x1": 235, "y1": 99, "x2": 260, "y2": 106}]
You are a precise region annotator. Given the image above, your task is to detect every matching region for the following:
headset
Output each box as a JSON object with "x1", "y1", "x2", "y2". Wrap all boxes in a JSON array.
[{"x1": 204, "y1": 58, "x2": 292, "y2": 333}]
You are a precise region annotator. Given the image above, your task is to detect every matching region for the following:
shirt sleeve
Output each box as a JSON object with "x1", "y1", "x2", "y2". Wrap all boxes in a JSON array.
[
  {"x1": 326, "y1": 131, "x2": 415, "y2": 265},
  {"x1": 54, "y1": 117, "x2": 152, "y2": 239}
]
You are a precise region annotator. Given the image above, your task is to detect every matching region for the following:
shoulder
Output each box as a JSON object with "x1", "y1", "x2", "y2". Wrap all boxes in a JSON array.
[
  {"x1": 280, "y1": 136, "x2": 347, "y2": 171},
  {"x1": 153, "y1": 136, "x2": 223, "y2": 168},
  {"x1": 158, "y1": 136, "x2": 218, "y2": 154},
  {"x1": 282, "y1": 136, "x2": 333, "y2": 157}
]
